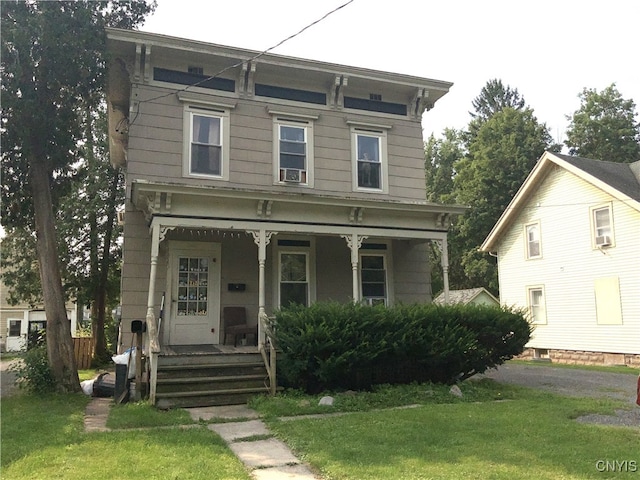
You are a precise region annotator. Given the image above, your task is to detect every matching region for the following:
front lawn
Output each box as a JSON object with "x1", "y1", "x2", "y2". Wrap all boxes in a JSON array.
[
  {"x1": 3, "y1": 378, "x2": 638, "y2": 480},
  {"x1": 263, "y1": 386, "x2": 639, "y2": 480},
  {"x1": 1, "y1": 393, "x2": 250, "y2": 480}
]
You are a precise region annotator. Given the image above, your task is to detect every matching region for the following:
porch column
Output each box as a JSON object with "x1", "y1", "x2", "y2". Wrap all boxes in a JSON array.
[
  {"x1": 441, "y1": 236, "x2": 450, "y2": 304},
  {"x1": 249, "y1": 229, "x2": 275, "y2": 346},
  {"x1": 145, "y1": 223, "x2": 161, "y2": 353},
  {"x1": 341, "y1": 234, "x2": 367, "y2": 303}
]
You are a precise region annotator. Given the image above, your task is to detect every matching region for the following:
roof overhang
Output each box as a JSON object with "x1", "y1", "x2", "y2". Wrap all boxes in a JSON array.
[
  {"x1": 480, "y1": 151, "x2": 640, "y2": 252},
  {"x1": 131, "y1": 180, "x2": 468, "y2": 240}
]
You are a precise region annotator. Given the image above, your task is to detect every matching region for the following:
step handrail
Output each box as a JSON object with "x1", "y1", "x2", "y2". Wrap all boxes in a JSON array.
[{"x1": 258, "y1": 312, "x2": 277, "y2": 395}]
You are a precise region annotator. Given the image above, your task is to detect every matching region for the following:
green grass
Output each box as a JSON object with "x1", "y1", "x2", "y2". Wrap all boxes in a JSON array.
[
  {"x1": 3, "y1": 377, "x2": 638, "y2": 480},
  {"x1": 249, "y1": 378, "x2": 520, "y2": 418},
  {"x1": 106, "y1": 401, "x2": 195, "y2": 429},
  {"x1": 1, "y1": 394, "x2": 251, "y2": 480},
  {"x1": 266, "y1": 389, "x2": 640, "y2": 480},
  {"x1": 509, "y1": 359, "x2": 640, "y2": 375}
]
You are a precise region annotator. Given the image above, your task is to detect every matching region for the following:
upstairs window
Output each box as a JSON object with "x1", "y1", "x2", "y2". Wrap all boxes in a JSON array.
[
  {"x1": 270, "y1": 112, "x2": 316, "y2": 187},
  {"x1": 357, "y1": 134, "x2": 381, "y2": 189},
  {"x1": 349, "y1": 123, "x2": 389, "y2": 193},
  {"x1": 191, "y1": 113, "x2": 221, "y2": 175},
  {"x1": 181, "y1": 99, "x2": 233, "y2": 180},
  {"x1": 525, "y1": 222, "x2": 541, "y2": 259},
  {"x1": 279, "y1": 124, "x2": 307, "y2": 183},
  {"x1": 591, "y1": 204, "x2": 614, "y2": 248}
]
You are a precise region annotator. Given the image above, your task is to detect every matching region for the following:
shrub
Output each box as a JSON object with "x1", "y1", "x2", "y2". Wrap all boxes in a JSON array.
[
  {"x1": 271, "y1": 302, "x2": 531, "y2": 392},
  {"x1": 9, "y1": 345, "x2": 56, "y2": 395}
]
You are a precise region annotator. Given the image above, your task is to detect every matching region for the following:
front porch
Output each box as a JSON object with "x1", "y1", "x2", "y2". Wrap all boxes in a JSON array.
[{"x1": 122, "y1": 182, "x2": 464, "y2": 406}]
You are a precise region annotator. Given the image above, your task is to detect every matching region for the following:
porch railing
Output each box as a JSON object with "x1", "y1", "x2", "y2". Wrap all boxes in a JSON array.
[{"x1": 258, "y1": 312, "x2": 277, "y2": 395}]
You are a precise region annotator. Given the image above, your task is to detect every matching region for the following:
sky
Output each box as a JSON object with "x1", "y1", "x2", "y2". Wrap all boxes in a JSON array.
[{"x1": 141, "y1": 0, "x2": 639, "y2": 143}]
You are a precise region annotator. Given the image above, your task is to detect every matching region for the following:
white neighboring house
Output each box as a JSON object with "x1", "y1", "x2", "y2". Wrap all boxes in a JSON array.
[
  {"x1": 1, "y1": 280, "x2": 78, "y2": 352},
  {"x1": 433, "y1": 287, "x2": 499, "y2": 307},
  {"x1": 480, "y1": 151, "x2": 640, "y2": 367}
]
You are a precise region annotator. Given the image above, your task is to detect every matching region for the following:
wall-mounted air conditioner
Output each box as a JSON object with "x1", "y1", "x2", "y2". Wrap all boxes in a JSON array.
[
  {"x1": 283, "y1": 168, "x2": 302, "y2": 183},
  {"x1": 595, "y1": 235, "x2": 611, "y2": 247}
]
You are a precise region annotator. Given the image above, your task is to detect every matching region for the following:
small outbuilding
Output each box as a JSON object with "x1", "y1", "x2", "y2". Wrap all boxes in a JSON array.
[{"x1": 432, "y1": 287, "x2": 499, "y2": 307}]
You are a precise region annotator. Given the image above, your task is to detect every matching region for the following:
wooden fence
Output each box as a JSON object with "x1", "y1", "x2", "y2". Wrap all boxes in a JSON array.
[{"x1": 73, "y1": 337, "x2": 95, "y2": 370}]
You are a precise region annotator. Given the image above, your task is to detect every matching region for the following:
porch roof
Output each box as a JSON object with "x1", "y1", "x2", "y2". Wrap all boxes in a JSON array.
[{"x1": 131, "y1": 180, "x2": 467, "y2": 241}]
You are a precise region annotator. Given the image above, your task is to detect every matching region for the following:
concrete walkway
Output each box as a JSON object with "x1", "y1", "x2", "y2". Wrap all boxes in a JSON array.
[
  {"x1": 190, "y1": 405, "x2": 320, "y2": 480},
  {"x1": 83, "y1": 399, "x2": 320, "y2": 479}
]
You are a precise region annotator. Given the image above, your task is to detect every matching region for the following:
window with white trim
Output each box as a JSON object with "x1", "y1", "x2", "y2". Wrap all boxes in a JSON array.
[
  {"x1": 360, "y1": 254, "x2": 387, "y2": 305},
  {"x1": 183, "y1": 105, "x2": 231, "y2": 180},
  {"x1": 271, "y1": 114, "x2": 315, "y2": 186},
  {"x1": 591, "y1": 204, "x2": 614, "y2": 248},
  {"x1": 525, "y1": 222, "x2": 541, "y2": 259},
  {"x1": 527, "y1": 286, "x2": 546, "y2": 324},
  {"x1": 279, "y1": 252, "x2": 309, "y2": 307},
  {"x1": 350, "y1": 125, "x2": 389, "y2": 193}
]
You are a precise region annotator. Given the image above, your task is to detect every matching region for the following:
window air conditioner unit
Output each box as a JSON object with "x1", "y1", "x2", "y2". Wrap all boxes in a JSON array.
[
  {"x1": 595, "y1": 235, "x2": 611, "y2": 247},
  {"x1": 117, "y1": 210, "x2": 125, "y2": 225},
  {"x1": 283, "y1": 168, "x2": 302, "y2": 183}
]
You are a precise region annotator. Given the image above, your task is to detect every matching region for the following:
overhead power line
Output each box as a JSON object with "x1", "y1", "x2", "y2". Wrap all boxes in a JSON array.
[{"x1": 129, "y1": 0, "x2": 355, "y2": 126}]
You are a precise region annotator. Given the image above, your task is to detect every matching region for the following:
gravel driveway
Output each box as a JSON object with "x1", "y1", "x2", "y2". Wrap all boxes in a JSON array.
[{"x1": 480, "y1": 363, "x2": 639, "y2": 427}]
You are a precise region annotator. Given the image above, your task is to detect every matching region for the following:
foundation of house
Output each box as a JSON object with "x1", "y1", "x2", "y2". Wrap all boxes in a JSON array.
[{"x1": 519, "y1": 348, "x2": 640, "y2": 368}]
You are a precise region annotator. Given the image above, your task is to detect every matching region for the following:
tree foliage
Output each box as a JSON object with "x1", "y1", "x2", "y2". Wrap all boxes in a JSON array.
[
  {"x1": 565, "y1": 84, "x2": 640, "y2": 162},
  {"x1": 470, "y1": 79, "x2": 526, "y2": 122},
  {"x1": 1, "y1": 0, "x2": 155, "y2": 391},
  {"x1": 453, "y1": 107, "x2": 552, "y2": 293},
  {"x1": 424, "y1": 128, "x2": 465, "y2": 204}
]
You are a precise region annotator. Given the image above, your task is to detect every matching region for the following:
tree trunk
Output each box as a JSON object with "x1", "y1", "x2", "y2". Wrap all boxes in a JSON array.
[
  {"x1": 29, "y1": 161, "x2": 80, "y2": 393},
  {"x1": 93, "y1": 167, "x2": 121, "y2": 362}
]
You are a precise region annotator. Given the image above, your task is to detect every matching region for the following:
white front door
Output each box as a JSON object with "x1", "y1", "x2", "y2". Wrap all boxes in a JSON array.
[{"x1": 168, "y1": 242, "x2": 221, "y2": 345}]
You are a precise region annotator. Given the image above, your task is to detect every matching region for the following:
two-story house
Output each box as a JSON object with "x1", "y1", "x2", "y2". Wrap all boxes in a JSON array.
[
  {"x1": 106, "y1": 28, "x2": 464, "y2": 406},
  {"x1": 481, "y1": 151, "x2": 640, "y2": 368}
]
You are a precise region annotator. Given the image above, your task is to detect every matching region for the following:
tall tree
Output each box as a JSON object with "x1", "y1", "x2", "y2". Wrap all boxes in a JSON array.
[
  {"x1": 450, "y1": 107, "x2": 553, "y2": 293},
  {"x1": 1, "y1": 1, "x2": 154, "y2": 392},
  {"x1": 425, "y1": 129, "x2": 466, "y2": 295},
  {"x1": 565, "y1": 84, "x2": 640, "y2": 162},
  {"x1": 467, "y1": 79, "x2": 528, "y2": 142},
  {"x1": 470, "y1": 79, "x2": 526, "y2": 122},
  {"x1": 60, "y1": 108, "x2": 124, "y2": 364},
  {"x1": 424, "y1": 128, "x2": 465, "y2": 204}
]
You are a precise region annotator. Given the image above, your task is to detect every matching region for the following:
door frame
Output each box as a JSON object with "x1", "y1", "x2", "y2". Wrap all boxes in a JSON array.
[{"x1": 165, "y1": 241, "x2": 221, "y2": 345}]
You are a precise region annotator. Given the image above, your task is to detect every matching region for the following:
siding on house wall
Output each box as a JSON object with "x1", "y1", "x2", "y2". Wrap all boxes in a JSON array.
[
  {"x1": 497, "y1": 165, "x2": 640, "y2": 354},
  {"x1": 125, "y1": 84, "x2": 428, "y2": 202},
  {"x1": 392, "y1": 240, "x2": 432, "y2": 304},
  {"x1": 315, "y1": 236, "x2": 352, "y2": 303}
]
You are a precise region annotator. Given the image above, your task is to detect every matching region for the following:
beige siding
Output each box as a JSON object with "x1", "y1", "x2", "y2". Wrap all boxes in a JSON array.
[
  {"x1": 392, "y1": 240, "x2": 432, "y2": 304},
  {"x1": 316, "y1": 236, "x2": 352, "y2": 303},
  {"x1": 497, "y1": 166, "x2": 640, "y2": 354},
  {"x1": 126, "y1": 82, "x2": 428, "y2": 202}
]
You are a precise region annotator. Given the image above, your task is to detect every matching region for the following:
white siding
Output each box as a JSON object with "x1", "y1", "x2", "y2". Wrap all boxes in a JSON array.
[{"x1": 497, "y1": 165, "x2": 640, "y2": 354}]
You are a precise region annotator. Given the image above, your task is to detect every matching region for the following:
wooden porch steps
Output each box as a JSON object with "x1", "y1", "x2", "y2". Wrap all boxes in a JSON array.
[{"x1": 155, "y1": 352, "x2": 272, "y2": 408}]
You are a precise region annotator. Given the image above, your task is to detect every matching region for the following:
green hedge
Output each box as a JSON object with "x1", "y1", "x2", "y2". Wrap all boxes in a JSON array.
[{"x1": 270, "y1": 302, "x2": 531, "y2": 393}]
